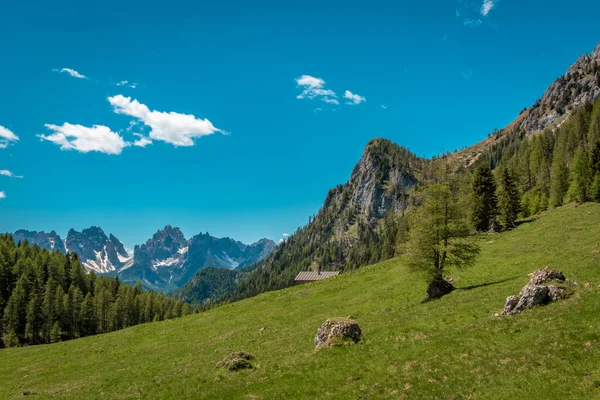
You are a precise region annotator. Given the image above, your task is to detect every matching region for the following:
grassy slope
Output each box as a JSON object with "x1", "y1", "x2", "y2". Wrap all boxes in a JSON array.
[{"x1": 2, "y1": 204, "x2": 600, "y2": 400}]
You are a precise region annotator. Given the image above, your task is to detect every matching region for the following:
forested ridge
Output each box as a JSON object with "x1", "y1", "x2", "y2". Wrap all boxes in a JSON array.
[
  {"x1": 209, "y1": 96, "x2": 600, "y2": 306},
  {"x1": 0, "y1": 235, "x2": 194, "y2": 348}
]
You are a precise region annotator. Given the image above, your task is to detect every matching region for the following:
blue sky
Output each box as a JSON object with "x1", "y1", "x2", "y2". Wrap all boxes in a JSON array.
[{"x1": 1, "y1": 0, "x2": 599, "y2": 249}]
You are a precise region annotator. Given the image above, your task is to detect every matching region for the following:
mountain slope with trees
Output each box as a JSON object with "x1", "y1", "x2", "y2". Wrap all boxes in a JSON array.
[
  {"x1": 2, "y1": 204, "x2": 599, "y2": 399},
  {"x1": 207, "y1": 42, "x2": 600, "y2": 305}
]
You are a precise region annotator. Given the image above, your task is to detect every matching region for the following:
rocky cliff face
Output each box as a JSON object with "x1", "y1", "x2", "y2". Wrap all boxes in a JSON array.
[
  {"x1": 65, "y1": 227, "x2": 132, "y2": 273},
  {"x1": 517, "y1": 43, "x2": 600, "y2": 134},
  {"x1": 348, "y1": 139, "x2": 419, "y2": 218},
  {"x1": 11, "y1": 227, "x2": 132, "y2": 273},
  {"x1": 455, "y1": 42, "x2": 600, "y2": 168},
  {"x1": 12, "y1": 230, "x2": 66, "y2": 253}
]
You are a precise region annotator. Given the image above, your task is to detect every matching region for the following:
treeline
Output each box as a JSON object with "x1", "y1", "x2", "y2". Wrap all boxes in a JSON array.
[{"x1": 0, "y1": 235, "x2": 194, "y2": 348}]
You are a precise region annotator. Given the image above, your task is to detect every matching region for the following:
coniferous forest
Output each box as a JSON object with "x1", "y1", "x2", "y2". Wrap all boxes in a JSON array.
[{"x1": 0, "y1": 235, "x2": 193, "y2": 348}]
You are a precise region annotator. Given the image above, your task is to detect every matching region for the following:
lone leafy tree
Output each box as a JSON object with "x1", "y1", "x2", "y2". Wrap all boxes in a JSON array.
[
  {"x1": 497, "y1": 168, "x2": 521, "y2": 229},
  {"x1": 471, "y1": 163, "x2": 499, "y2": 231},
  {"x1": 403, "y1": 182, "x2": 480, "y2": 299}
]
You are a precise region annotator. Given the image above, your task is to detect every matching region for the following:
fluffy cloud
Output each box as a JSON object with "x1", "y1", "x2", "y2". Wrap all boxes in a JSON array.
[
  {"x1": 296, "y1": 75, "x2": 339, "y2": 105},
  {"x1": 481, "y1": 0, "x2": 495, "y2": 16},
  {"x1": 0, "y1": 125, "x2": 19, "y2": 148},
  {"x1": 344, "y1": 90, "x2": 366, "y2": 105},
  {"x1": 0, "y1": 170, "x2": 23, "y2": 178},
  {"x1": 282, "y1": 233, "x2": 290, "y2": 237},
  {"x1": 52, "y1": 68, "x2": 88, "y2": 79},
  {"x1": 108, "y1": 95, "x2": 222, "y2": 147},
  {"x1": 0, "y1": 191, "x2": 5, "y2": 199},
  {"x1": 38, "y1": 123, "x2": 128, "y2": 155}
]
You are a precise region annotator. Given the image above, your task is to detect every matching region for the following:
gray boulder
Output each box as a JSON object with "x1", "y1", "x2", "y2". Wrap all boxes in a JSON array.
[
  {"x1": 501, "y1": 267, "x2": 571, "y2": 316},
  {"x1": 528, "y1": 266, "x2": 566, "y2": 286},
  {"x1": 315, "y1": 319, "x2": 362, "y2": 348}
]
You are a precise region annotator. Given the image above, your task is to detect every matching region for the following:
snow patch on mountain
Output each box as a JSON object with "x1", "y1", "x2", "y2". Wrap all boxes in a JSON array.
[{"x1": 216, "y1": 252, "x2": 240, "y2": 269}]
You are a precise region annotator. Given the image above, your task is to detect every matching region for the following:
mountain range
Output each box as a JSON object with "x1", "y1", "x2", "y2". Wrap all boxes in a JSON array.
[
  {"x1": 9, "y1": 42, "x2": 600, "y2": 304},
  {"x1": 10, "y1": 227, "x2": 276, "y2": 292}
]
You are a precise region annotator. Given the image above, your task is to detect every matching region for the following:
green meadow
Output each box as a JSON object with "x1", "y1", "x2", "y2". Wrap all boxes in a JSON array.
[{"x1": 2, "y1": 203, "x2": 600, "y2": 399}]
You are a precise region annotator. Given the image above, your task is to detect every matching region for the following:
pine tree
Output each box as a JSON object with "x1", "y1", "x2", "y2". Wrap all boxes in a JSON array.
[
  {"x1": 567, "y1": 148, "x2": 590, "y2": 203},
  {"x1": 403, "y1": 183, "x2": 480, "y2": 299},
  {"x1": 41, "y1": 277, "x2": 57, "y2": 342},
  {"x1": 471, "y1": 163, "x2": 499, "y2": 231},
  {"x1": 497, "y1": 168, "x2": 521, "y2": 229},
  {"x1": 2, "y1": 275, "x2": 30, "y2": 346},
  {"x1": 549, "y1": 144, "x2": 569, "y2": 207},
  {"x1": 50, "y1": 321, "x2": 61, "y2": 343},
  {"x1": 25, "y1": 293, "x2": 44, "y2": 344}
]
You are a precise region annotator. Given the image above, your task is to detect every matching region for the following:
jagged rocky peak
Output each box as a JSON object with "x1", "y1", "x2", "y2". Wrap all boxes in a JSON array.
[
  {"x1": 135, "y1": 225, "x2": 188, "y2": 261},
  {"x1": 348, "y1": 138, "x2": 419, "y2": 218},
  {"x1": 65, "y1": 227, "x2": 131, "y2": 274},
  {"x1": 109, "y1": 233, "x2": 128, "y2": 257},
  {"x1": 12, "y1": 229, "x2": 66, "y2": 253},
  {"x1": 517, "y1": 42, "x2": 600, "y2": 134}
]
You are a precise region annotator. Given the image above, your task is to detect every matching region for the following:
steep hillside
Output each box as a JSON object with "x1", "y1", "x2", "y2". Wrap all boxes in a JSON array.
[
  {"x1": 2, "y1": 204, "x2": 599, "y2": 399},
  {"x1": 455, "y1": 42, "x2": 600, "y2": 167},
  {"x1": 223, "y1": 139, "x2": 423, "y2": 301}
]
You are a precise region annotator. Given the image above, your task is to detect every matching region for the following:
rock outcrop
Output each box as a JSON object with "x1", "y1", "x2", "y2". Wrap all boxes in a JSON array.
[
  {"x1": 426, "y1": 277, "x2": 455, "y2": 300},
  {"x1": 516, "y1": 42, "x2": 600, "y2": 135},
  {"x1": 315, "y1": 319, "x2": 362, "y2": 348},
  {"x1": 501, "y1": 267, "x2": 572, "y2": 316}
]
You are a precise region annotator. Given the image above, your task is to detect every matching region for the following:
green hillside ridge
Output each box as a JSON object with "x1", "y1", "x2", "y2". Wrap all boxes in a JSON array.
[{"x1": 2, "y1": 203, "x2": 600, "y2": 399}]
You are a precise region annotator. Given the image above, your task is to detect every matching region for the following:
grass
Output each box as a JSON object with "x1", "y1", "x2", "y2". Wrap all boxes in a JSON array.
[{"x1": 2, "y1": 203, "x2": 600, "y2": 399}]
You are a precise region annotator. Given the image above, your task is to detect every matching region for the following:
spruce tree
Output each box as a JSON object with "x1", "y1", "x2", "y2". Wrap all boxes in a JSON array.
[
  {"x1": 471, "y1": 163, "x2": 499, "y2": 231},
  {"x1": 25, "y1": 293, "x2": 44, "y2": 344},
  {"x1": 567, "y1": 148, "x2": 590, "y2": 203},
  {"x1": 50, "y1": 321, "x2": 61, "y2": 343},
  {"x1": 497, "y1": 168, "x2": 521, "y2": 229},
  {"x1": 549, "y1": 144, "x2": 569, "y2": 207}
]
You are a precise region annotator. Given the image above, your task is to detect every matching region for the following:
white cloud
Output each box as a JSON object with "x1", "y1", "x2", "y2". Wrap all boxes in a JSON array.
[
  {"x1": 381, "y1": 105, "x2": 387, "y2": 110},
  {"x1": 279, "y1": 238, "x2": 284, "y2": 244},
  {"x1": 39, "y1": 123, "x2": 128, "y2": 155},
  {"x1": 481, "y1": 0, "x2": 495, "y2": 16},
  {"x1": 0, "y1": 191, "x2": 5, "y2": 199},
  {"x1": 282, "y1": 233, "x2": 290, "y2": 237},
  {"x1": 52, "y1": 68, "x2": 88, "y2": 79},
  {"x1": 296, "y1": 75, "x2": 339, "y2": 104},
  {"x1": 108, "y1": 95, "x2": 222, "y2": 147},
  {"x1": 322, "y1": 97, "x2": 339, "y2": 105},
  {"x1": 116, "y1": 80, "x2": 137, "y2": 89},
  {"x1": 0, "y1": 170, "x2": 23, "y2": 178},
  {"x1": 344, "y1": 90, "x2": 366, "y2": 105},
  {"x1": 133, "y1": 133, "x2": 152, "y2": 148},
  {"x1": 0, "y1": 125, "x2": 19, "y2": 148}
]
